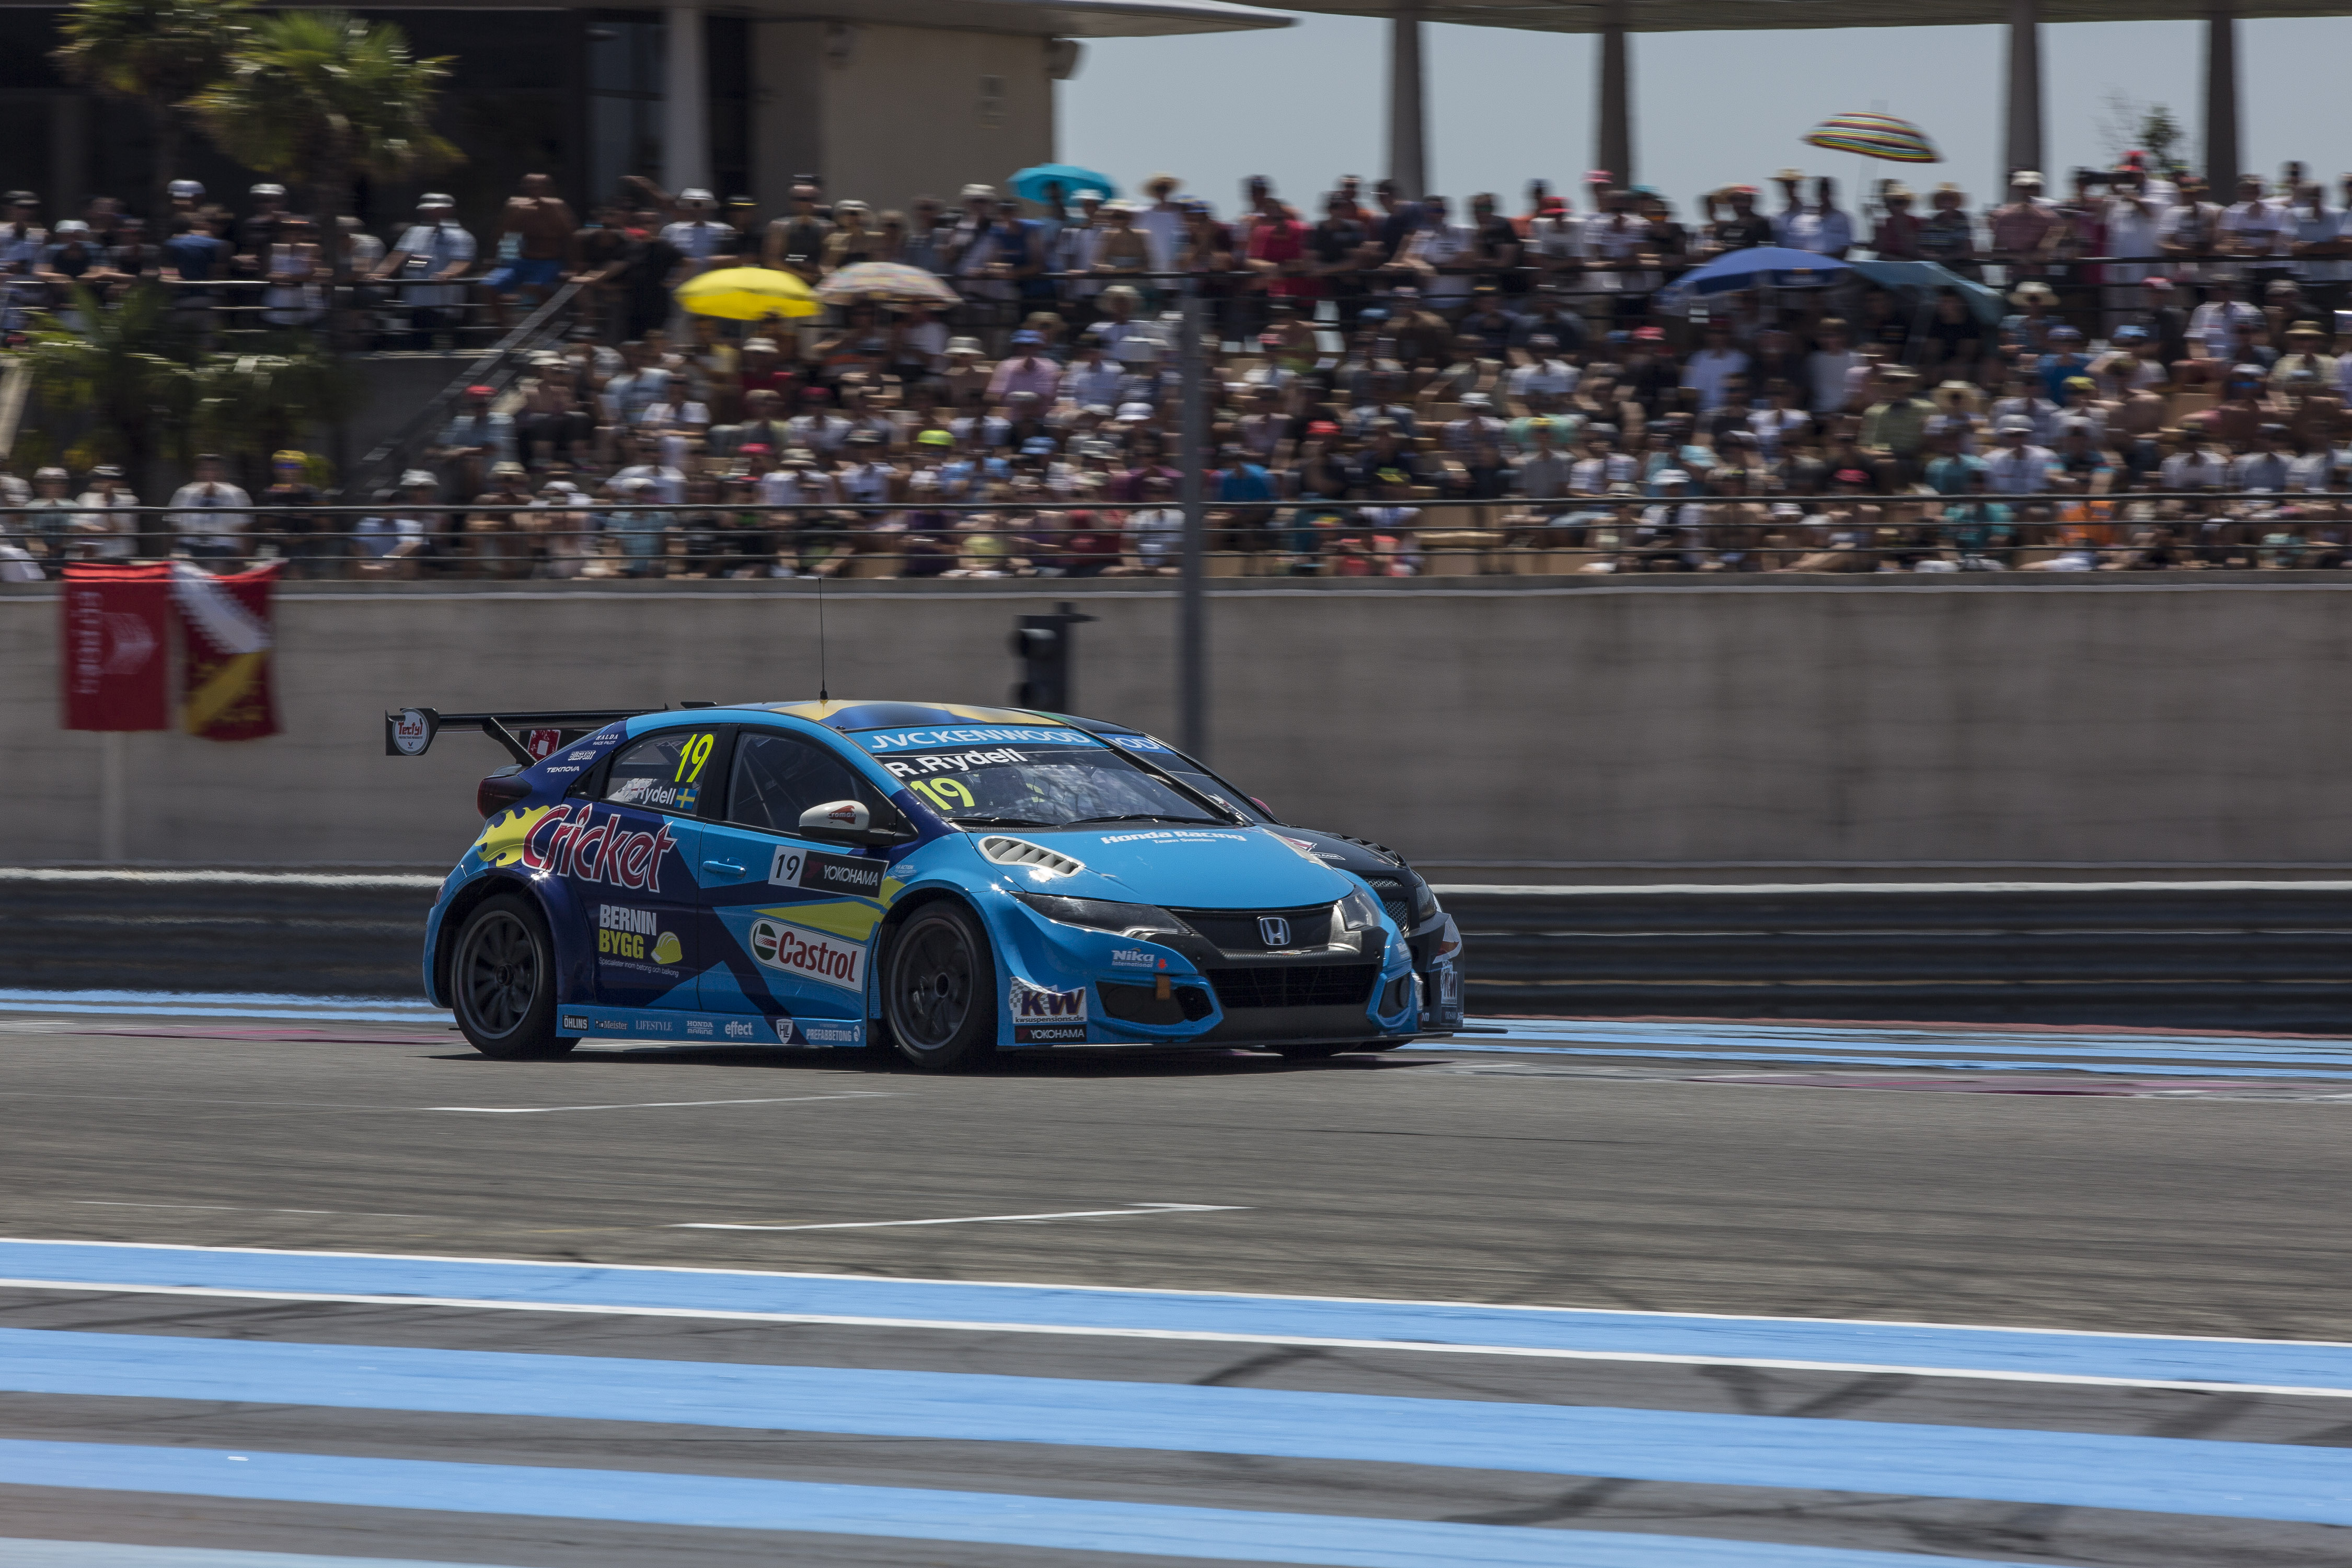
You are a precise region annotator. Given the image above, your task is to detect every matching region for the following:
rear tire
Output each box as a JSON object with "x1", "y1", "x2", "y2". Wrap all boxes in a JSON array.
[
  {"x1": 450, "y1": 893, "x2": 573, "y2": 1059},
  {"x1": 881, "y1": 903, "x2": 997, "y2": 1072}
]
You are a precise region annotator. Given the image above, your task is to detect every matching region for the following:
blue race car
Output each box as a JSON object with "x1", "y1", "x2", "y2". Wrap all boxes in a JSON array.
[{"x1": 388, "y1": 699, "x2": 1463, "y2": 1070}]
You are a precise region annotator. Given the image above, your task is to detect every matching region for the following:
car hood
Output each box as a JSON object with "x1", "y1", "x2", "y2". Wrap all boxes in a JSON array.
[{"x1": 981, "y1": 824, "x2": 1356, "y2": 909}]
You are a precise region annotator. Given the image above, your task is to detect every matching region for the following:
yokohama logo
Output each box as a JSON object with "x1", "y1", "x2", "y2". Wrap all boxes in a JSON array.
[{"x1": 521, "y1": 804, "x2": 679, "y2": 893}]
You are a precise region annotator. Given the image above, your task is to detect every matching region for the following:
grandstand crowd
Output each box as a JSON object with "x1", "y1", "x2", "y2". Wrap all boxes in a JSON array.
[{"x1": 5, "y1": 158, "x2": 2352, "y2": 578}]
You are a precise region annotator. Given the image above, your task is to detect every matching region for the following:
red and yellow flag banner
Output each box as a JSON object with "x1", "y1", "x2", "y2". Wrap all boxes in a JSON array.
[{"x1": 169, "y1": 561, "x2": 282, "y2": 742}]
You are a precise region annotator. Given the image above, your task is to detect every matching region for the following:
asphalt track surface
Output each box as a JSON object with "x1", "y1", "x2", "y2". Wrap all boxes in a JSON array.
[{"x1": 4, "y1": 1013, "x2": 2351, "y2": 1567}]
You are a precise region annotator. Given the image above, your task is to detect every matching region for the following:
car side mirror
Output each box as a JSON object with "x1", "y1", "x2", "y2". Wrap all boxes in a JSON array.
[{"x1": 797, "y1": 799, "x2": 916, "y2": 847}]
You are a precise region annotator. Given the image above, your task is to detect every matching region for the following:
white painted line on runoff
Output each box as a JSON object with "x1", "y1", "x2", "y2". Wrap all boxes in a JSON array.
[
  {"x1": 0, "y1": 1274, "x2": 2344, "y2": 1400},
  {"x1": 675, "y1": 1202, "x2": 1248, "y2": 1232},
  {"x1": 427, "y1": 1092, "x2": 894, "y2": 1114},
  {"x1": 74, "y1": 1202, "x2": 433, "y2": 1219},
  {"x1": 0, "y1": 868, "x2": 442, "y2": 889}
]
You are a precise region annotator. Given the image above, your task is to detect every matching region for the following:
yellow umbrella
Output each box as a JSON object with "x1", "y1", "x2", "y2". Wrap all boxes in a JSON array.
[{"x1": 674, "y1": 266, "x2": 821, "y2": 321}]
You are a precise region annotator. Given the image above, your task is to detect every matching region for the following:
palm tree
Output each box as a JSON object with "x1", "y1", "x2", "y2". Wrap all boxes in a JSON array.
[
  {"x1": 188, "y1": 10, "x2": 458, "y2": 267},
  {"x1": 52, "y1": 0, "x2": 250, "y2": 226}
]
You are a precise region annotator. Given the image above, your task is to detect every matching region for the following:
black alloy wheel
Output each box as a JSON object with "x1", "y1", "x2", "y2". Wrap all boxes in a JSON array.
[
  {"x1": 882, "y1": 903, "x2": 997, "y2": 1071},
  {"x1": 451, "y1": 893, "x2": 572, "y2": 1059}
]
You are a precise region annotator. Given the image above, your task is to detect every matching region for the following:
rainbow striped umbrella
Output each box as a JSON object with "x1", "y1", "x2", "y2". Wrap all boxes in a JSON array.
[{"x1": 1804, "y1": 112, "x2": 1940, "y2": 165}]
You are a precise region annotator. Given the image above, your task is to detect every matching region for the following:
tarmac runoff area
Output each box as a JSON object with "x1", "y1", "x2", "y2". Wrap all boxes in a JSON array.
[{"x1": 2, "y1": 1003, "x2": 2350, "y2": 1567}]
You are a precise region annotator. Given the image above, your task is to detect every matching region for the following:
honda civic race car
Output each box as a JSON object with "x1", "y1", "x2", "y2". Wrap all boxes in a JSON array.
[{"x1": 388, "y1": 699, "x2": 1465, "y2": 1070}]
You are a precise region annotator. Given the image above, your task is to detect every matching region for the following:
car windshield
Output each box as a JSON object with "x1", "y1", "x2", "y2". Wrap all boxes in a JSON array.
[{"x1": 861, "y1": 737, "x2": 1223, "y2": 829}]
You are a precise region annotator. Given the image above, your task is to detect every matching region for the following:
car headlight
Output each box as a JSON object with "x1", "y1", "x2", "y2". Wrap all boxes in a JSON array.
[
  {"x1": 1017, "y1": 892, "x2": 1193, "y2": 940},
  {"x1": 1334, "y1": 886, "x2": 1382, "y2": 932},
  {"x1": 1410, "y1": 876, "x2": 1439, "y2": 925}
]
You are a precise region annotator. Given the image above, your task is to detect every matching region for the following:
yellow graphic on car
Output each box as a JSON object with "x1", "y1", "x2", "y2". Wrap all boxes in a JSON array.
[
  {"x1": 651, "y1": 931, "x2": 683, "y2": 965},
  {"x1": 473, "y1": 805, "x2": 556, "y2": 869}
]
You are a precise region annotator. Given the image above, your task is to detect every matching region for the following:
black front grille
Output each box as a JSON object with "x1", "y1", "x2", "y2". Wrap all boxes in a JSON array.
[
  {"x1": 1099, "y1": 980, "x2": 1216, "y2": 1025},
  {"x1": 1207, "y1": 963, "x2": 1378, "y2": 1009},
  {"x1": 1173, "y1": 905, "x2": 1333, "y2": 953},
  {"x1": 1362, "y1": 875, "x2": 1413, "y2": 928}
]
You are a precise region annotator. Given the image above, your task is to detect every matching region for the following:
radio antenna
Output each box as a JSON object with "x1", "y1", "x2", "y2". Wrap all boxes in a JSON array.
[{"x1": 816, "y1": 567, "x2": 829, "y2": 704}]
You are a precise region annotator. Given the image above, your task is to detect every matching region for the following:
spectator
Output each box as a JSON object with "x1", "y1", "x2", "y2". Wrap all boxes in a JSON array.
[
  {"x1": 71, "y1": 465, "x2": 140, "y2": 561},
  {"x1": 166, "y1": 453, "x2": 253, "y2": 567},
  {"x1": 480, "y1": 172, "x2": 579, "y2": 329},
  {"x1": 377, "y1": 193, "x2": 476, "y2": 345}
]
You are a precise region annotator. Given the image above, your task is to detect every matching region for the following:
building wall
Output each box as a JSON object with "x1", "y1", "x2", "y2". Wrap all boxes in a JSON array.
[
  {"x1": 753, "y1": 20, "x2": 1054, "y2": 217},
  {"x1": 3, "y1": 578, "x2": 2347, "y2": 870}
]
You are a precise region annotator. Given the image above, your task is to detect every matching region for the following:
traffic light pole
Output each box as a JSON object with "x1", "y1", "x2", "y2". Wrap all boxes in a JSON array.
[{"x1": 1178, "y1": 282, "x2": 1208, "y2": 759}]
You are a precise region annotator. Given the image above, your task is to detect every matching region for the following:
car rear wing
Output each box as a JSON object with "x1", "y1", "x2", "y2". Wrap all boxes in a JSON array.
[{"x1": 385, "y1": 706, "x2": 671, "y2": 766}]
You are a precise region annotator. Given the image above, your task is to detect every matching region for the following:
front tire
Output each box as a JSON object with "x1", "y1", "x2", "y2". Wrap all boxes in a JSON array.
[
  {"x1": 882, "y1": 903, "x2": 997, "y2": 1072},
  {"x1": 450, "y1": 893, "x2": 573, "y2": 1059}
]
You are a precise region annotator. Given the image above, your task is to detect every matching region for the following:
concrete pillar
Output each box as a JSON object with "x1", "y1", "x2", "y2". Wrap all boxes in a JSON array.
[
  {"x1": 2203, "y1": 0, "x2": 2240, "y2": 191},
  {"x1": 1596, "y1": 13, "x2": 1632, "y2": 187},
  {"x1": 2003, "y1": 0, "x2": 2043, "y2": 185},
  {"x1": 51, "y1": 93, "x2": 88, "y2": 218},
  {"x1": 663, "y1": 0, "x2": 710, "y2": 192},
  {"x1": 1386, "y1": 10, "x2": 1425, "y2": 200}
]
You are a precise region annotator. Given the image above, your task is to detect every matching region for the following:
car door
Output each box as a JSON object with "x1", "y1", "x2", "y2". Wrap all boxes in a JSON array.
[
  {"x1": 697, "y1": 727, "x2": 895, "y2": 1044},
  {"x1": 569, "y1": 724, "x2": 713, "y2": 1011}
]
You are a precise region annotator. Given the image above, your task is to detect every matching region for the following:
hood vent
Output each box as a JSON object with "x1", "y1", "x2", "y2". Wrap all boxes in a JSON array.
[{"x1": 980, "y1": 836, "x2": 1084, "y2": 877}]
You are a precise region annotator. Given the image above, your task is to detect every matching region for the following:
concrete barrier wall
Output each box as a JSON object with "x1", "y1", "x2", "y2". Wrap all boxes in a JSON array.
[{"x1": 5, "y1": 577, "x2": 2347, "y2": 868}]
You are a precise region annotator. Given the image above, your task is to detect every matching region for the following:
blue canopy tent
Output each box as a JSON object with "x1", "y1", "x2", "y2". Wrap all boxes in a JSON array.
[
  {"x1": 1010, "y1": 164, "x2": 1119, "y2": 204},
  {"x1": 1652, "y1": 246, "x2": 1850, "y2": 310}
]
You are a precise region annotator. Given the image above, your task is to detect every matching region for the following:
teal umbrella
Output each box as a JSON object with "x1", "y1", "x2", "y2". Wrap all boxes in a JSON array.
[
  {"x1": 1010, "y1": 164, "x2": 1116, "y2": 204},
  {"x1": 1846, "y1": 260, "x2": 2003, "y2": 326}
]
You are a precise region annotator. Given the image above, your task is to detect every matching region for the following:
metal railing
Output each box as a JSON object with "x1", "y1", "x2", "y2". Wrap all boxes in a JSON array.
[{"x1": 4, "y1": 492, "x2": 2342, "y2": 582}]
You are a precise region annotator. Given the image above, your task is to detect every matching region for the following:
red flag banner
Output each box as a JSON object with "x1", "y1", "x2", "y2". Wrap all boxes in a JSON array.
[
  {"x1": 170, "y1": 561, "x2": 282, "y2": 742},
  {"x1": 60, "y1": 564, "x2": 172, "y2": 731}
]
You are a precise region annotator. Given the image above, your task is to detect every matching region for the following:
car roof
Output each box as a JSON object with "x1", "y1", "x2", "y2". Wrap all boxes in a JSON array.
[{"x1": 760, "y1": 700, "x2": 1062, "y2": 732}]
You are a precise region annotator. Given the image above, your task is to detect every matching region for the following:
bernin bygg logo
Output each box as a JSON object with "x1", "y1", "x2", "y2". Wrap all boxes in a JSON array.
[
  {"x1": 596, "y1": 904, "x2": 681, "y2": 964},
  {"x1": 749, "y1": 919, "x2": 866, "y2": 991}
]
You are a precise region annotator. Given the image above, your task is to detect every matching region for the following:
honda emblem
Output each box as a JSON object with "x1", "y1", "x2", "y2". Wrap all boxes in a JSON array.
[{"x1": 1258, "y1": 916, "x2": 1292, "y2": 947}]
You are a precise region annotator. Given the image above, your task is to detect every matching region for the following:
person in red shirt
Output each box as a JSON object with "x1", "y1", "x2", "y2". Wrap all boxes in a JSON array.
[{"x1": 1246, "y1": 190, "x2": 1312, "y2": 305}]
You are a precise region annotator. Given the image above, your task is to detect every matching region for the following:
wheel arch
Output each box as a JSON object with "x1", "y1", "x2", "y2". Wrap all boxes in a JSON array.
[{"x1": 433, "y1": 872, "x2": 558, "y2": 1007}]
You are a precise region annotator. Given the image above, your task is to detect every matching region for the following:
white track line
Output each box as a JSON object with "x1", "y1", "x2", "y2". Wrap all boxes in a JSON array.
[
  {"x1": 1, "y1": 1275, "x2": 2345, "y2": 1400},
  {"x1": 675, "y1": 1203, "x2": 1247, "y2": 1231},
  {"x1": 425, "y1": 1093, "x2": 892, "y2": 1114}
]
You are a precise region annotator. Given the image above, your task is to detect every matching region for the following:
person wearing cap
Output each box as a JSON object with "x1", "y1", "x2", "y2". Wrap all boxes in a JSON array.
[
  {"x1": 376, "y1": 193, "x2": 476, "y2": 345},
  {"x1": 643, "y1": 183, "x2": 728, "y2": 273},
  {"x1": 1984, "y1": 417, "x2": 2056, "y2": 496},
  {"x1": 987, "y1": 330, "x2": 1060, "y2": 403},
  {"x1": 1870, "y1": 185, "x2": 1924, "y2": 261},
  {"x1": 819, "y1": 200, "x2": 885, "y2": 273},
  {"x1": 2270, "y1": 320, "x2": 2339, "y2": 390},
  {"x1": 1859, "y1": 366, "x2": 1936, "y2": 488},
  {"x1": 477, "y1": 174, "x2": 578, "y2": 330},
  {"x1": 467, "y1": 459, "x2": 539, "y2": 578},
  {"x1": 259, "y1": 450, "x2": 335, "y2": 577},
  {"x1": 233, "y1": 183, "x2": 292, "y2": 278},
  {"x1": 353, "y1": 469, "x2": 441, "y2": 575},
  {"x1": 1989, "y1": 172, "x2": 2057, "y2": 277},
  {"x1": 764, "y1": 183, "x2": 833, "y2": 282},
  {"x1": 256, "y1": 213, "x2": 324, "y2": 328},
  {"x1": 72, "y1": 464, "x2": 140, "y2": 561}
]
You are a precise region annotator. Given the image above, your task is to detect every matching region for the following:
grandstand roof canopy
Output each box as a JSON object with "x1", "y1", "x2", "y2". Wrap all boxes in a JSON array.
[{"x1": 1250, "y1": 0, "x2": 2343, "y2": 32}]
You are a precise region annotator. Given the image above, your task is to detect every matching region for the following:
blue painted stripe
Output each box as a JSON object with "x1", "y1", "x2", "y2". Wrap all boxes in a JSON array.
[
  {"x1": 0, "y1": 1441, "x2": 2061, "y2": 1568},
  {"x1": 1457, "y1": 1019, "x2": 2352, "y2": 1063},
  {"x1": 5, "y1": 1240, "x2": 2350, "y2": 1391},
  {"x1": 2, "y1": 1329, "x2": 2343, "y2": 1523},
  {"x1": 0, "y1": 1542, "x2": 529, "y2": 1568},
  {"x1": 0, "y1": 989, "x2": 441, "y2": 1025},
  {"x1": 1410, "y1": 1041, "x2": 2352, "y2": 1079}
]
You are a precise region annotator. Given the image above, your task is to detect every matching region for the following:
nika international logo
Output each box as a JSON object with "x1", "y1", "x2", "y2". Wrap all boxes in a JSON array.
[{"x1": 521, "y1": 804, "x2": 679, "y2": 893}]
